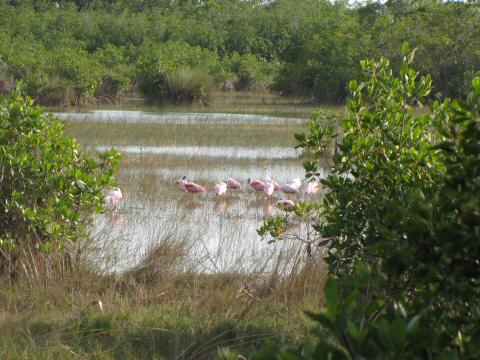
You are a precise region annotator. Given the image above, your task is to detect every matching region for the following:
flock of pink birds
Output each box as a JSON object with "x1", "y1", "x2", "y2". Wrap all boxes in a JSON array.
[
  {"x1": 176, "y1": 175, "x2": 320, "y2": 211},
  {"x1": 105, "y1": 176, "x2": 320, "y2": 212}
]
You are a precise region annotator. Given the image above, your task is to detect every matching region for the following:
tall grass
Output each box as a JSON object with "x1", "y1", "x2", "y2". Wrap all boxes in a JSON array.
[
  {"x1": 1, "y1": 150, "x2": 325, "y2": 356},
  {"x1": 63, "y1": 121, "x2": 305, "y2": 148},
  {"x1": 51, "y1": 90, "x2": 325, "y2": 118},
  {"x1": 0, "y1": 102, "x2": 329, "y2": 358},
  {"x1": 166, "y1": 67, "x2": 214, "y2": 105},
  {"x1": 0, "y1": 219, "x2": 326, "y2": 358}
]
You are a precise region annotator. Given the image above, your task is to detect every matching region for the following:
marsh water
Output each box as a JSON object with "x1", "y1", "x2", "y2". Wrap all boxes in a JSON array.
[{"x1": 59, "y1": 96, "x2": 328, "y2": 274}]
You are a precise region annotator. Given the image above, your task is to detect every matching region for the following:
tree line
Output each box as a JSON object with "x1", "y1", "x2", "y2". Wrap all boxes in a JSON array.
[{"x1": 0, "y1": 0, "x2": 478, "y2": 105}]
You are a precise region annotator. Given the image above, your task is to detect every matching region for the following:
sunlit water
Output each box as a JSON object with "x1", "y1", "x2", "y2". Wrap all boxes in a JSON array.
[
  {"x1": 96, "y1": 145, "x2": 301, "y2": 160},
  {"x1": 61, "y1": 110, "x2": 326, "y2": 274},
  {"x1": 54, "y1": 110, "x2": 305, "y2": 125}
]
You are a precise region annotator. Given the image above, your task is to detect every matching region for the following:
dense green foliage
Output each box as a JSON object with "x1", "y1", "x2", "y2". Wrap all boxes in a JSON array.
[
  {"x1": 0, "y1": 90, "x2": 119, "y2": 275},
  {"x1": 257, "y1": 49, "x2": 480, "y2": 357},
  {"x1": 274, "y1": 0, "x2": 480, "y2": 101},
  {"x1": 0, "y1": 0, "x2": 478, "y2": 104}
]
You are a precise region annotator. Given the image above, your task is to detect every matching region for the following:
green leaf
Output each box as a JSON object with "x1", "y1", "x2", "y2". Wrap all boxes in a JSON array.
[
  {"x1": 346, "y1": 320, "x2": 359, "y2": 340},
  {"x1": 401, "y1": 42, "x2": 410, "y2": 57},
  {"x1": 304, "y1": 311, "x2": 336, "y2": 331},
  {"x1": 349, "y1": 80, "x2": 358, "y2": 93},
  {"x1": 324, "y1": 278, "x2": 339, "y2": 313},
  {"x1": 406, "y1": 314, "x2": 421, "y2": 335},
  {"x1": 406, "y1": 48, "x2": 417, "y2": 65}
]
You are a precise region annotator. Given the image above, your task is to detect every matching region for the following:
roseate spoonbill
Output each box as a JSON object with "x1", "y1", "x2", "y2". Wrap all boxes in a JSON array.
[
  {"x1": 263, "y1": 174, "x2": 280, "y2": 191},
  {"x1": 226, "y1": 177, "x2": 242, "y2": 190},
  {"x1": 247, "y1": 178, "x2": 265, "y2": 191},
  {"x1": 277, "y1": 199, "x2": 295, "y2": 211},
  {"x1": 177, "y1": 176, "x2": 206, "y2": 193},
  {"x1": 290, "y1": 178, "x2": 302, "y2": 189},
  {"x1": 280, "y1": 183, "x2": 299, "y2": 194},
  {"x1": 176, "y1": 175, "x2": 187, "y2": 192},
  {"x1": 105, "y1": 188, "x2": 122, "y2": 207},
  {"x1": 273, "y1": 181, "x2": 280, "y2": 191},
  {"x1": 263, "y1": 179, "x2": 274, "y2": 197},
  {"x1": 214, "y1": 181, "x2": 228, "y2": 196},
  {"x1": 305, "y1": 182, "x2": 320, "y2": 195}
]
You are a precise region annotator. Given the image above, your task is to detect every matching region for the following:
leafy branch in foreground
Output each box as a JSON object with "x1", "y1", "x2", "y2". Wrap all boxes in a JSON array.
[
  {"x1": 0, "y1": 88, "x2": 120, "y2": 279},
  {"x1": 256, "y1": 47, "x2": 480, "y2": 358}
]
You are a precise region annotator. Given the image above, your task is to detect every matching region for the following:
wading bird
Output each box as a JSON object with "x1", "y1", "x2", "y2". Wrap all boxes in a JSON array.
[
  {"x1": 177, "y1": 176, "x2": 207, "y2": 193},
  {"x1": 290, "y1": 178, "x2": 302, "y2": 189},
  {"x1": 280, "y1": 183, "x2": 299, "y2": 194},
  {"x1": 263, "y1": 174, "x2": 280, "y2": 192},
  {"x1": 305, "y1": 182, "x2": 320, "y2": 195},
  {"x1": 105, "y1": 187, "x2": 122, "y2": 207},
  {"x1": 226, "y1": 177, "x2": 242, "y2": 190},
  {"x1": 280, "y1": 177, "x2": 302, "y2": 194},
  {"x1": 263, "y1": 179, "x2": 274, "y2": 197},
  {"x1": 176, "y1": 176, "x2": 188, "y2": 192},
  {"x1": 214, "y1": 181, "x2": 228, "y2": 196},
  {"x1": 247, "y1": 178, "x2": 265, "y2": 191}
]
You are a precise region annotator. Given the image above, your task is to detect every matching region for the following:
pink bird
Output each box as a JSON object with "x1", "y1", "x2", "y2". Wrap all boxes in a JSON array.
[
  {"x1": 277, "y1": 199, "x2": 295, "y2": 211},
  {"x1": 280, "y1": 183, "x2": 299, "y2": 194},
  {"x1": 273, "y1": 181, "x2": 280, "y2": 191},
  {"x1": 263, "y1": 179, "x2": 274, "y2": 197},
  {"x1": 280, "y1": 178, "x2": 302, "y2": 194},
  {"x1": 305, "y1": 182, "x2": 320, "y2": 195},
  {"x1": 264, "y1": 175, "x2": 280, "y2": 191},
  {"x1": 247, "y1": 178, "x2": 265, "y2": 191},
  {"x1": 226, "y1": 177, "x2": 242, "y2": 190},
  {"x1": 176, "y1": 176, "x2": 207, "y2": 193},
  {"x1": 105, "y1": 187, "x2": 122, "y2": 208},
  {"x1": 214, "y1": 182, "x2": 228, "y2": 196},
  {"x1": 176, "y1": 176, "x2": 187, "y2": 192},
  {"x1": 290, "y1": 178, "x2": 302, "y2": 189}
]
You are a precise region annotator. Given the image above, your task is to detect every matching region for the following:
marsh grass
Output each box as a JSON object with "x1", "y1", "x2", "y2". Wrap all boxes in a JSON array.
[
  {"x1": 52, "y1": 90, "x2": 333, "y2": 118},
  {"x1": 0, "y1": 104, "x2": 329, "y2": 358},
  {"x1": 166, "y1": 67, "x2": 214, "y2": 104},
  {"x1": 0, "y1": 153, "x2": 325, "y2": 357},
  {"x1": 64, "y1": 121, "x2": 305, "y2": 148},
  {"x1": 0, "y1": 227, "x2": 326, "y2": 359}
]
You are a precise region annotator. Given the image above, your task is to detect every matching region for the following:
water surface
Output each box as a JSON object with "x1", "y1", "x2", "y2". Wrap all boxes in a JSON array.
[
  {"x1": 62, "y1": 110, "x2": 325, "y2": 274},
  {"x1": 55, "y1": 110, "x2": 305, "y2": 125}
]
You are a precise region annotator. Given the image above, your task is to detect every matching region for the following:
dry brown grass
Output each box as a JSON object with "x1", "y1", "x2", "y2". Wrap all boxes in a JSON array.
[{"x1": 0, "y1": 229, "x2": 327, "y2": 358}]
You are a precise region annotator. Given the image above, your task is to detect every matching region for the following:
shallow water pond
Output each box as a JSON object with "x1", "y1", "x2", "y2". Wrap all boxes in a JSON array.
[{"x1": 61, "y1": 109, "x2": 326, "y2": 273}]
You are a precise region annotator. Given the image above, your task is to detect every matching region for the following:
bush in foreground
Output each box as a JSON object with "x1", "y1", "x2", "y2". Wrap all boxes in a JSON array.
[
  {"x1": 0, "y1": 89, "x2": 120, "y2": 280},
  {"x1": 257, "y1": 46, "x2": 480, "y2": 358}
]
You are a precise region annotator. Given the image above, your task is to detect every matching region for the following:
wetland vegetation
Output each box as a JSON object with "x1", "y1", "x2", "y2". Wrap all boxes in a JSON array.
[
  {"x1": 1, "y1": 0, "x2": 480, "y2": 359},
  {"x1": 1, "y1": 82, "x2": 326, "y2": 359},
  {"x1": 0, "y1": 0, "x2": 479, "y2": 105}
]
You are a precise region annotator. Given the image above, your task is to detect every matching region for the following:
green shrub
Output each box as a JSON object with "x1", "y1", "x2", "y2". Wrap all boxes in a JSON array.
[
  {"x1": 135, "y1": 41, "x2": 218, "y2": 102},
  {"x1": 215, "y1": 52, "x2": 276, "y2": 91},
  {"x1": 256, "y1": 48, "x2": 480, "y2": 357},
  {"x1": 48, "y1": 46, "x2": 103, "y2": 103},
  {"x1": 93, "y1": 44, "x2": 131, "y2": 98},
  {"x1": 0, "y1": 89, "x2": 120, "y2": 277},
  {"x1": 165, "y1": 66, "x2": 210, "y2": 103}
]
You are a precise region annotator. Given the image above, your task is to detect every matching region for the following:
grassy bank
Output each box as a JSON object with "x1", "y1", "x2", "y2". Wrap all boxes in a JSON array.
[
  {"x1": 54, "y1": 90, "x2": 328, "y2": 119},
  {"x1": 64, "y1": 122, "x2": 306, "y2": 149},
  {"x1": 0, "y1": 256, "x2": 326, "y2": 359}
]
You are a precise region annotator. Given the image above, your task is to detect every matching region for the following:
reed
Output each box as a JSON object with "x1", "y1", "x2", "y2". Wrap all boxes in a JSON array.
[
  {"x1": 0, "y1": 102, "x2": 330, "y2": 358},
  {"x1": 0, "y1": 221, "x2": 326, "y2": 359}
]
